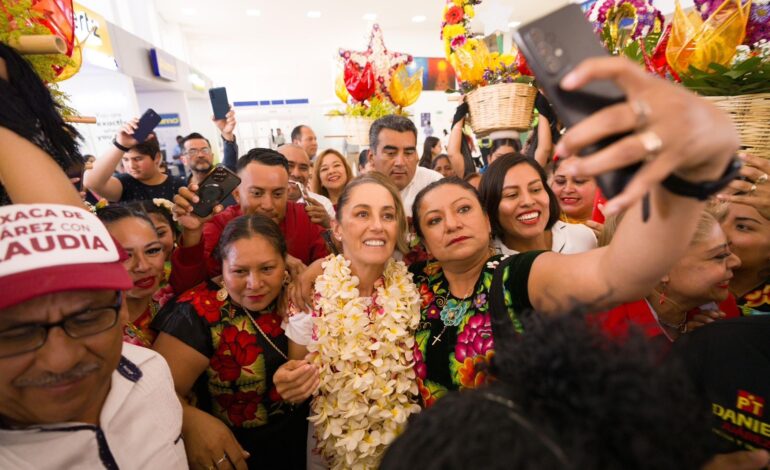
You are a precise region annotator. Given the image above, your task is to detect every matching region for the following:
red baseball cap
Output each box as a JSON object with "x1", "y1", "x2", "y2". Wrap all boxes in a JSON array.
[{"x1": 0, "y1": 204, "x2": 133, "y2": 310}]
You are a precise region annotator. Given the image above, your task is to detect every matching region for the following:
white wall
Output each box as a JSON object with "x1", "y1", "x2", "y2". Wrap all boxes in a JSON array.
[{"x1": 58, "y1": 65, "x2": 140, "y2": 157}]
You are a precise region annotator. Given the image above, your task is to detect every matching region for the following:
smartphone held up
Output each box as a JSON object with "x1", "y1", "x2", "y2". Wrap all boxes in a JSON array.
[
  {"x1": 192, "y1": 165, "x2": 241, "y2": 218},
  {"x1": 512, "y1": 4, "x2": 639, "y2": 199}
]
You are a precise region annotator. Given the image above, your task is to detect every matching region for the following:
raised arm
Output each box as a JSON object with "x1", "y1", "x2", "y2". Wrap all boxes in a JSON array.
[
  {"x1": 527, "y1": 57, "x2": 739, "y2": 314},
  {"x1": 214, "y1": 107, "x2": 238, "y2": 171},
  {"x1": 83, "y1": 119, "x2": 139, "y2": 201},
  {"x1": 446, "y1": 102, "x2": 469, "y2": 177}
]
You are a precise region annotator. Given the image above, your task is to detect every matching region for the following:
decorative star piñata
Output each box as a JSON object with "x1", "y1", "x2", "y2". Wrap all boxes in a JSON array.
[{"x1": 339, "y1": 24, "x2": 413, "y2": 102}]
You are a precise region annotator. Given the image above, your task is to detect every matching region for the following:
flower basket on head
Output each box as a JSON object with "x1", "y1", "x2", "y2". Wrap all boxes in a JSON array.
[
  {"x1": 704, "y1": 93, "x2": 770, "y2": 159},
  {"x1": 466, "y1": 82, "x2": 537, "y2": 135},
  {"x1": 343, "y1": 115, "x2": 375, "y2": 146},
  {"x1": 441, "y1": 0, "x2": 536, "y2": 134}
]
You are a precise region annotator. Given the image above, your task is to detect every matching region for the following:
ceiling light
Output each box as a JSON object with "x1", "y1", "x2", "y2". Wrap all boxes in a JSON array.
[
  {"x1": 247, "y1": 9, "x2": 261, "y2": 17},
  {"x1": 307, "y1": 11, "x2": 321, "y2": 18},
  {"x1": 412, "y1": 15, "x2": 426, "y2": 23},
  {"x1": 508, "y1": 21, "x2": 521, "y2": 28},
  {"x1": 182, "y1": 7, "x2": 197, "y2": 15},
  {"x1": 363, "y1": 13, "x2": 377, "y2": 21}
]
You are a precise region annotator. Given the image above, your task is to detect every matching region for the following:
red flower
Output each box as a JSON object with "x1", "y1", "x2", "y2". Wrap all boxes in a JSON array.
[
  {"x1": 179, "y1": 286, "x2": 224, "y2": 324},
  {"x1": 216, "y1": 390, "x2": 262, "y2": 427},
  {"x1": 445, "y1": 5, "x2": 464, "y2": 25},
  {"x1": 418, "y1": 284, "x2": 435, "y2": 309},
  {"x1": 255, "y1": 313, "x2": 284, "y2": 338},
  {"x1": 211, "y1": 326, "x2": 263, "y2": 382}
]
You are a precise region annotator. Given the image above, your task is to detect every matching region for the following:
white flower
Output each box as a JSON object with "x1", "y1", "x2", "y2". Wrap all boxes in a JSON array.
[{"x1": 309, "y1": 255, "x2": 421, "y2": 469}]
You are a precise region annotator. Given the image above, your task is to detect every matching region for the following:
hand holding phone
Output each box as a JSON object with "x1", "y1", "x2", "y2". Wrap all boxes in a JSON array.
[
  {"x1": 192, "y1": 165, "x2": 241, "y2": 218},
  {"x1": 209, "y1": 87, "x2": 230, "y2": 121},
  {"x1": 513, "y1": 5, "x2": 636, "y2": 199},
  {"x1": 132, "y1": 109, "x2": 162, "y2": 143}
]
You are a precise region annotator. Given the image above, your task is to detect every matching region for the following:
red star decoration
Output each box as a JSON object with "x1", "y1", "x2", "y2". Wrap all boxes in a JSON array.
[{"x1": 339, "y1": 24, "x2": 413, "y2": 101}]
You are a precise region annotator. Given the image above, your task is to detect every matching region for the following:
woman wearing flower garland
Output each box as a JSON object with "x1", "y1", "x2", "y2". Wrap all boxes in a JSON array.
[
  {"x1": 478, "y1": 154, "x2": 597, "y2": 256},
  {"x1": 96, "y1": 205, "x2": 166, "y2": 347},
  {"x1": 282, "y1": 173, "x2": 422, "y2": 469},
  {"x1": 152, "y1": 214, "x2": 307, "y2": 470},
  {"x1": 406, "y1": 56, "x2": 740, "y2": 406}
]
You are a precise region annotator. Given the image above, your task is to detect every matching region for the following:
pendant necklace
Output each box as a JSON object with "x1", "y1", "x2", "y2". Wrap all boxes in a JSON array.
[{"x1": 432, "y1": 284, "x2": 475, "y2": 346}]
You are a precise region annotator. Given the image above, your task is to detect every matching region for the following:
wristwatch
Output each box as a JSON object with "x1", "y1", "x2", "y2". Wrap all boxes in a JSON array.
[
  {"x1": 661, "y1": 157, "x2": 742, "y2": 201},
  {"x1": 112, "y1": 138, "x2": 130, "y2": 152}
]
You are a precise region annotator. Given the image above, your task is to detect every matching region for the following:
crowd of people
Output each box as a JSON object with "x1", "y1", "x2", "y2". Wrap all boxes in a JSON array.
[{"x1": 2, "y1": 36, "x2": 770, "y2": 470}]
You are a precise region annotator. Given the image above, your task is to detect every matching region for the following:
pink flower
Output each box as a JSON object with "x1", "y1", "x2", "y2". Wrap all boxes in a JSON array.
[{"x1": 451, "y1": 35, "x2": 467, "y2": 48}]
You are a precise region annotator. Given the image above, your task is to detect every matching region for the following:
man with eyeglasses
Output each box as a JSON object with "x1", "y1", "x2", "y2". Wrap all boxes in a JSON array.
[
  {"x1": 180, "y1": 107, "x2": 240, "y2": 207},
  {"x1": 0, "y1": 204, "x2": 187, "y2": 468}
]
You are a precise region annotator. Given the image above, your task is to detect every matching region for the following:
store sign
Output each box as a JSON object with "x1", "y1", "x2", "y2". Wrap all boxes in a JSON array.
[
  {"x1": 157, "y1": 113, "x2": 181, "y2": 128},
  {"x1": 73, "y1": 2, "x2": 117, "y2": 70},
  {"x1": 149, "y1": 48, "x2": 178, "y2": 81}
]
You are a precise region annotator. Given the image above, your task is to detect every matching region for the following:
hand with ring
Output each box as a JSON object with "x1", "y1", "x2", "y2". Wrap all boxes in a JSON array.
[
  {"x1": 553, "y1": 56, "x2": 739, "y2": 216},
  {"x1": 717, "y1": 153, "x2": 770, "y2": 221},
  {"x1": 182, "y1": 406, "x2": 249, "y2": 470}
]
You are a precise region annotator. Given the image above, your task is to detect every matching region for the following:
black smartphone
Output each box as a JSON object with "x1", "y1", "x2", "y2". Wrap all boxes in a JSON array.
[
  {"x1": 209, "y1": 87, "x2": 229, "y2": 121},
  {"x1": 133, "y1": 108, "x2": 162, "y2": 143},
  {"x1": 513, "y1": 4, "x2": 639, "y2": 199},
  {"x1": 192, "y1": 165, "x2": 241, "y2": 218}
]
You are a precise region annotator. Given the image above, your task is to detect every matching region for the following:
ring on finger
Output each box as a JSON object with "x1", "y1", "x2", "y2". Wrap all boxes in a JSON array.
[
  {"x1": 750, "y1": 184, "x2": 758, "y2": 194},
  {"x1": 638, "y1": 130, "x2": 663, "y2": 162},
  {"x1": 757, "y1": 173, "x2": 768, "y2": 185},
  {"x1": 630, "y1": 99, "x2": 652, "y2": 130},
  {"x1": 215, "y1": 454, "x2": 228, "y2": 466}
]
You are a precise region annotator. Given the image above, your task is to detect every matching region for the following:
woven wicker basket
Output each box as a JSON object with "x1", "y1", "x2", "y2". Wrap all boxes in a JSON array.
[
  {"x1": 704, "y1": 93, "x2": 770, "y2": 159},
  {"x1": 344, "y1": 116, "x2": 375, "y2": 147},
  {"x1": 466, "y1": 82, "x2": 537, "y2": 135}
]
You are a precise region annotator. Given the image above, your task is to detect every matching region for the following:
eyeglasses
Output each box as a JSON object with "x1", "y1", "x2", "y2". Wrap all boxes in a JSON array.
[
  {"x1": 0, "y1": 292, "x2": 122, "y2": 359},
  {"x1": 185, "y1": 148, "x2": 212, "y2": 157}
]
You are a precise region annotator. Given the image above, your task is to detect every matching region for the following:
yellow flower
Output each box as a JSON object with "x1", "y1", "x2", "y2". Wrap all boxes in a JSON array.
[
  {"x1": 453, "y1": 0, "x2": 464, "y2": 6},
  {"x1": 464, "y1": 4, "x2": 474, "y2": 18},
  {"x1": 443, "y1": 24, "x2": 465, "y2": 40}
]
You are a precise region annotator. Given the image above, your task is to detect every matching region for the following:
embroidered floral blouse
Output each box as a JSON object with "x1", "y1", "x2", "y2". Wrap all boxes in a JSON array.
[
  {"x1": 151, "y1": 280, "x2": 290, "y2": 429},
  {"x1": 738, "y1": 281, "x2": 770, "y2": 316},
  {"x1": 409, "y1": 252, "x2": 542, "y2": 408}
]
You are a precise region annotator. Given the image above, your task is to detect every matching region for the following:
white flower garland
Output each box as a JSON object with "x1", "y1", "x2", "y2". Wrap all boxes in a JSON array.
[{"x1": 308, "y1": 254, "x2": 422, "y2": 470}]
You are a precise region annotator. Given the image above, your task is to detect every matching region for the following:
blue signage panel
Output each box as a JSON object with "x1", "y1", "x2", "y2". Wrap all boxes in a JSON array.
[
  {"x1": 149, "y1": 48, "x2": 178, "y2": 81},
  {"x1": 157, "y1": 113, "x2": 181, "y2": 128}
]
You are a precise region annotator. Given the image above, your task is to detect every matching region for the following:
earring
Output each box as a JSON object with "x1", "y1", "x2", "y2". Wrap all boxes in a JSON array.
[
  {"x1": 658, "y1": 282, "x2": 668, "y2": 305},
  {"x1": 216, "y1": 285, "x2": 229, "y2": 302},
  {"x1": 283, "y1": 270, "x2": 291, "y2": 286}
]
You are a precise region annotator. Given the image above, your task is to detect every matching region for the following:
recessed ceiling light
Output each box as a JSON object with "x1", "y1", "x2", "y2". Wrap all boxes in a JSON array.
[
  {"x1": 363, "y1": 13, "x2": 377, "y2": 21},
  {"x1": 182, "y1": 7, "x2": 197, "y2": 15},
  {"x1": 412, "y1": 15, "x2": 426, "y2": 23},
  {"x1": 508, "y1": 21, "x2": 521, "y2": 28},
  {"x1": 307, "y1": 10, "x2": 321, "y2": 18},
  {"x1": 247, "y1": 9, "x2": 261, "y2": 17}
]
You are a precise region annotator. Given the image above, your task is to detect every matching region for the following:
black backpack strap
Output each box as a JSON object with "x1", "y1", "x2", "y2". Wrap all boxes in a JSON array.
[{"x1": 489, "y1": 255, "x2": 522, "y2": 347}]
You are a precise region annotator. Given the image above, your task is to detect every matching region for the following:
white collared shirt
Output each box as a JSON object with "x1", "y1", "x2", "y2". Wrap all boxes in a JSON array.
[
  {"x1": 0, "y1": 343, "x2": 187, "y2": 469},
  {"x1": 400, "y1": 167, "x2": 443, "y2": 215},
  {"x1": 493, "y1": 220, "x2": 597, "y2": 256}
]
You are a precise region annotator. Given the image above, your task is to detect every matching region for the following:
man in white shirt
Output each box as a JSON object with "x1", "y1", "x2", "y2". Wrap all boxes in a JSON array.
[
  {"x1": 278, "y1": 143, "x2": 335, "y2": 228},
  {"x1": 0, "y1": 204, "x2": 187, "y2": 469},
  {"x1": 367, "y1": 115, "x2": 442, "y2": 215}
]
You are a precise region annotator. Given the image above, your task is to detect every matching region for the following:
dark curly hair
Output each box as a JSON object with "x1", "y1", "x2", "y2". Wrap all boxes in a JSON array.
[{"x1": 381, "y1": 313, "x2": 713, "y2": 470}]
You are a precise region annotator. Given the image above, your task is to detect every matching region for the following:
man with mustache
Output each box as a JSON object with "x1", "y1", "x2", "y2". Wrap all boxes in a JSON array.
[{"x1": 0, "y1": 204, "x2": 187, "y2": 468}]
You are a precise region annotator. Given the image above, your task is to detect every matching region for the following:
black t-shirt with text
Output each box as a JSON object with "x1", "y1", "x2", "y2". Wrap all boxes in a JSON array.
[
  {"x1": 116, "y1": 173, "x2": 185, "y2": 203},
  {"x1": 673, "y1": 316, "x2": 770, "y2": 453}
]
